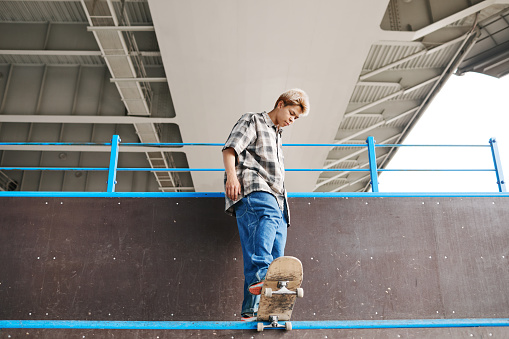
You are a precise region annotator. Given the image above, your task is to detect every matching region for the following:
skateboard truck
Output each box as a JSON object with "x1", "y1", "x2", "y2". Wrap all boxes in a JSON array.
[
  {"x1": 264, "y1": 281, "x2": 304, "y2": 298},
  {"x1": 257, "y1": 315, "x2": 292, "y2": 331}
]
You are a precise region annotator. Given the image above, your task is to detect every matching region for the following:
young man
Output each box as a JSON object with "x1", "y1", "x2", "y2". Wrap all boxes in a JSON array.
[{"x1": 222, "y1": 89, "x2": 310, "y2": 321}]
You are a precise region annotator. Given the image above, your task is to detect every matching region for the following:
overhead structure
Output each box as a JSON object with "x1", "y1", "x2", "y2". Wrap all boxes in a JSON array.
[
  {"x1": 0, "y1": 0, "x2": 190, "y2": 192},
  {"x1": 315, "y1": 0, "x2": 509, "y2": 193},
  {"x1": 457, "y1": 6, "x2": 509, "y2": 78},
  {"x1": 80, "y1": 0, "x2": 183, "y2": 191},
  {"x1": 0, "y1": 0, "x2": 508, "y2": 193}
]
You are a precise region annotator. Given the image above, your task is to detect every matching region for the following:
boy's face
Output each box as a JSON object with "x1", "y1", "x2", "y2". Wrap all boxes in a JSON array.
[{"x1": 274, "y1": 102, "x2": 303, "y2": 128}]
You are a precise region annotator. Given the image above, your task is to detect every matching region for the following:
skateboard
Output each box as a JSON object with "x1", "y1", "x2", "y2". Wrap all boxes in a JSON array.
[{"x1": 256, "y1": 256, "x2": 304, "y2": 331}]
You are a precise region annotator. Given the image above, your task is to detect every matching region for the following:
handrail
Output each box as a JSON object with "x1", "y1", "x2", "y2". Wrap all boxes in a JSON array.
[
  {"x1": 1, "y1": 318, "x2": 509, "y2": 330},
  {"x1": 0, "y1": 135, "x2": 505, "y2": 193}
]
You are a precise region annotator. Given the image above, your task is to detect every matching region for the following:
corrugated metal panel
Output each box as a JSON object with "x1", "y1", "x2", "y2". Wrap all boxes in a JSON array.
[
  {"x1": 321, "y1": 159, "x2": 359, "y2": 170},
  {"x1": 385, "y1": 113, "x2": 414, "y2": 128},
  {"x1": 330, "y1": 143, "x2": 366, "y2": 152},
  {"x1": 0, "y1": 54, "x2": 104, "y2": 65},
  {"x1": 397, "y1": 81, "x2": 437, "y2": 100},
  {"x1": 141, "y1": 55, "x2": 162, "y2": 66},
  {"x1": 394, "y1": 42, "x2": 463, "y2": 69},
  {"x1": 316, "y1": 178, "x2": 349, "y2": 186},
  {"x1": 121, "y1": 1, "x2": 152, "y2": 24},
  {"x1": 349, "y1": 82, "x2": 401, "y2": 103},
  {"x1": 83, "y1": 0, "x2": 111, "y2": 17},
  {"x1": 0, "y1": 1, "x2": 87, "y2": 22},
  {"x1": 363, "y1": 43, "x2": 424, "y2": 71},
  {"x1": 339, "y1": 115, "x2": 383, "y2": 130}
]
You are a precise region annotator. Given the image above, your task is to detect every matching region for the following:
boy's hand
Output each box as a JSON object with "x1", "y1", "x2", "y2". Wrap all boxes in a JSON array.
[
  {"x1": 225, "y1": 175, "x2": 241, "y2": 201},
  {"x1": 223, "y1": 147, "x2": 241, "y2": 201}
]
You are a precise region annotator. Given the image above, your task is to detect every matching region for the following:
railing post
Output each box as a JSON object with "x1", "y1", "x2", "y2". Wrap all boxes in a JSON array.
[
  {"x1": 366, "y1": 136, "x2": 379, "y2": 192},
  {"x1": 489, "y1": 138, "x2": 506, "y2": 192},
  {"x1": 107, "y1": 135, "x2": 121, "y2": 192}
]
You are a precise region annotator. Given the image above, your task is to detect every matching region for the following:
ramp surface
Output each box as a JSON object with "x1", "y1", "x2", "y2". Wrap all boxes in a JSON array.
[{"x1": 1, "y1": 196, "x2": 509, "y2": 338}]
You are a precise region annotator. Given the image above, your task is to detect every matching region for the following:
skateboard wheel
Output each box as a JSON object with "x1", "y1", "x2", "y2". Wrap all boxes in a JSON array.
[
  {"x1": 257, "y1": 322, "x2": 264, "y2": 332},
  {"x1": 297, "y1": 288, "x2": 304, "y2": 298},
  {"x1": 285, "y1": 321, "x2": 292, "y2": 331},
  {"x1": 264, "y1": 287, "x2": 272, "y2": 297}
]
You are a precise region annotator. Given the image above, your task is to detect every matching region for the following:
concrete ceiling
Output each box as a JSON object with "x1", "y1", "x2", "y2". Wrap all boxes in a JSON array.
[
  {"x1": 1, "y1": 0, "x2": 508, "y2": 193},
  {"x1": 149, "y1": 0, "x2": 391, "y2": 192}
]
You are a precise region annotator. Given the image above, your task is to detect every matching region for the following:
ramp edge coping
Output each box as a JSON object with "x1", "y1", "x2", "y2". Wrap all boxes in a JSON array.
[{"x1": 1, "y1": 319, "x2": 509, "y2": 330}]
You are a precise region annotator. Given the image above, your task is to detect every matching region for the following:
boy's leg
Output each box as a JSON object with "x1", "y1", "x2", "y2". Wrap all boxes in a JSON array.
[
  {"x1": 247, "y1": 192, "x2": 285, "y2": 284},
  {"x1": 250, "y1": 197, "x2": 287, "y2": 296},
  {"x1": 270, "y1": 201, "x2": 288, "y2": 260},
  {"x1": 234, "y1": 191, "x2": 285, "y2": 316},
  {"x1": 235, "y1": 196, "x2": 260, "y2": 316}
]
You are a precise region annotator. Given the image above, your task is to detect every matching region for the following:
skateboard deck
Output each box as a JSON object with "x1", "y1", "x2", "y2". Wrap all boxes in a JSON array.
[{"x1": 256, "y1": 256, "x2": 303, "y2": 331}]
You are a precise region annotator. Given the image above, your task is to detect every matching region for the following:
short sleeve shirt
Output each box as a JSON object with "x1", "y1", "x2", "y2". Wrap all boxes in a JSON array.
[{"x1": 223, "y1": 112, "x2": 290, "y2": 225}]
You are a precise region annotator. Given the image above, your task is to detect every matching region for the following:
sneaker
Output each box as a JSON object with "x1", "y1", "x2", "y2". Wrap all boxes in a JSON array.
[
  {"x1": 248, "y1": 281, "x2": 264, "y2": 295},
  {"x1": 240, "y1": 313, "x2": 257, "y2": 322}
]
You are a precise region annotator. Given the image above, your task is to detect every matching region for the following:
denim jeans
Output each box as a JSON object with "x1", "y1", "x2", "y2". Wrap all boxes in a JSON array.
[{"x1": 234, "y1": 191, "x2": 288, "y2": 316}]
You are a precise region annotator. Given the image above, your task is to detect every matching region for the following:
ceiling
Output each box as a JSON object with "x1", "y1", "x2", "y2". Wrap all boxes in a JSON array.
[{"x1": 0, "y1": 0, "x2": 508, "y2": 193}]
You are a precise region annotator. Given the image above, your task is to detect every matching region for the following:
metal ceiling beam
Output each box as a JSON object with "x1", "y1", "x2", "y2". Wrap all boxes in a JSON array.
[
  {"x1": 87, "y1": 26, "x2": 154, "y2": 32},
  {"x1": 0, "y1": 145, "x2": 186, "y2": 152},
  {"x1": 380, "y1": 0, "x2": 496, "y2": 41},
  {"x1": 411, "y1": 1, "x2": 492, "y2": 40},
  {"x1": 0, "y1": 115, "x2": 176, "y2": 124},
  {"x1": 360, "y1": 34, "x2": 467, "y2": 81},
  {"x1": 317, "y1": 153, "x2": 390, "y2": 191},
  {"x1": 344, "y1": 76, "x2": 440, "y2": 118},
  {"x1": 0, "y1": 64, "x2": 13, "y2": 114},
  {"x1": 317, "y1": 163, "x2": 367, "y2": 189},
  {"x1": 335, "y1": 107, "x2": 418, "y2": 145},
  {"x1": 322, "y1": 134, "x2": 402, "y2": 171},
  {"x1": 159, "y1": 187, "x2": 194, "y2": 191},
  {"x1": 356, "y1": 81, "x2": 402, "y2": 89},
  {"x1": 0, "y1": 50, "x2": 160, "y2": 57},
  {"x1": 110, "y1": 77, "x2": 167, "y2": 83},
  {"x1": 332, "y1": 174, "x2": 372, "y2": 193}
]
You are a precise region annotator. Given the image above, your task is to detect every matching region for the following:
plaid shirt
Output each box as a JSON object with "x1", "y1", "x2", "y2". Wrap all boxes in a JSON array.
[{"x1": 223, "y1": 112, "x2": 290, "y2": 225}]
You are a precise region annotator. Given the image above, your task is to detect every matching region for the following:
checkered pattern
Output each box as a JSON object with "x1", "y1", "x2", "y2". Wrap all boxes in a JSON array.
[{"x1": 223, "y1": 112, "x2": 289, "y2": 224}]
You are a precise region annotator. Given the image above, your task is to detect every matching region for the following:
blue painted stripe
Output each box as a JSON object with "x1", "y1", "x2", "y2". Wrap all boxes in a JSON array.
[
  {"x1": 0, "y1": 192, "x2": 509, "y2": 198},
  {"x1": 1, "y1": 319, "x2": 508, "y2": 330}
]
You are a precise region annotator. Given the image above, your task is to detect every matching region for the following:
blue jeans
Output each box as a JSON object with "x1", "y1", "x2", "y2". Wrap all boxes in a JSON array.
[{"x1": 234, "y1": 191, "x2": 288, "y2": 316}]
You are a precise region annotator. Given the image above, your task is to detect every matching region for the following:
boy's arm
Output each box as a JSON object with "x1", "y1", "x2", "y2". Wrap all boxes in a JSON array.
[{"x1": 222, "y1": 147, "x2": 241, "y2": 201}]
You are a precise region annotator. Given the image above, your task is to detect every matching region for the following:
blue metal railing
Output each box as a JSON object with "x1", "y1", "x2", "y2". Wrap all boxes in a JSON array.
[
  {"x1": 0, "y1": 135, "x2": 506, "y2": 193},
  {"x1": 1, "y1": 318, "x2": 509, "y2": 330}
]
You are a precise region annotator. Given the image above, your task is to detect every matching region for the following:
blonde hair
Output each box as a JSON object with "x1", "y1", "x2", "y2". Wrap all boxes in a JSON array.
[{"x1": 274, "y1": 88, "x2": 310, "y2": 116}]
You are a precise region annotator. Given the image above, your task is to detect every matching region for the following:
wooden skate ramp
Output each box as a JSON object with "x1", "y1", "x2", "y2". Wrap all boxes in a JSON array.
[{"x1": 1, "y1": 196, "x2": 509, "y2": 338}]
